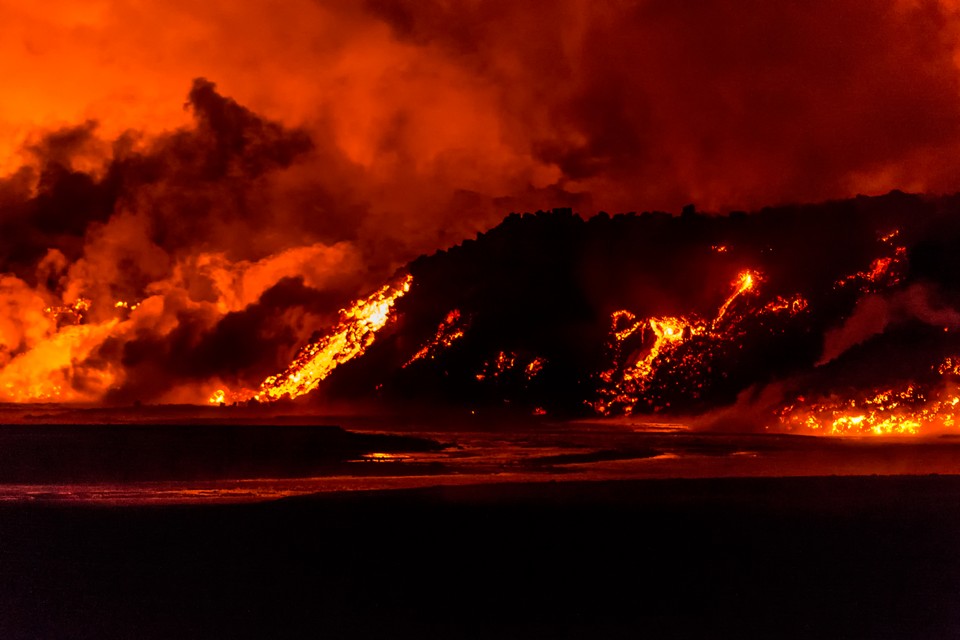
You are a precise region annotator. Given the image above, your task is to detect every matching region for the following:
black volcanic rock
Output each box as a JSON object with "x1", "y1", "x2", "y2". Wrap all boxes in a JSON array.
[{"x1": 323, "y1": 192, "x2": 960, "y2": 416}]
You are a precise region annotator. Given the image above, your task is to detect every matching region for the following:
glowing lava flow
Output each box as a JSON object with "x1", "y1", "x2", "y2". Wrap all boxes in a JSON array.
[
  {"x1": 776, "y1": 357, "x2": 960, "y2": 436},
  {"x1": 623, "y1": 317, "x2": 703, "y2": 383},
  {"x1": 836, "y1": 230, "x2": 906, "y2": 291},
  {"x1": 593, "y1": 269, "x2": 806, "y2": 415},
  {"x1": 0, "y1": 319, "x2": 120, "y2": 402},
  {"x1": 776, "y1": 386, "x2": 960, "y2": 436},
  {"x1": 715, "y1": 270, "x2": 758, "y2": 324},
  {"x1": 0, "y1": 294, "x2": 132, "y2": 402},
  {"x1": 525, "y1": 356, "x2": 546, "y2": 379},
  {"x1": 404, "y1": 309, "x2": 466, "y2": 367},
  {"x1": 210, "y1": 274, "x2": 413, "y2": 404}
]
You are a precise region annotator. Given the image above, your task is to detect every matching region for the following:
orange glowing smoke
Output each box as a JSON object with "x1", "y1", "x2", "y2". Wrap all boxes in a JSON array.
[
  {"x1": 210, "y1": 274, "x2": 412, "y2": 404},
  {"x1": 0, "y1": 320, "x2": 120, "y2": 402},
  {"x1": 525, "y1": 356, "x2": 546, "y2": 379},
  {"x1": 6, "y1": 2, "x2": 960, "y2": 225},
  {"x1": 0, "y1": 279, "x2": 123, "y2": 402}
]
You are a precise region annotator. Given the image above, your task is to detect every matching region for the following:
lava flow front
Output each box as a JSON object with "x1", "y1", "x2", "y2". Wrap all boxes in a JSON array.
[
  {"x1": 591, "y1": 269, "x2": 806, "y2": 415},
  {"x1": 776, "y1": 355, "x2": 960, "y2": 436},
  {"x1": 210, "y1": 274, "x2": 412, "y2": 404}
]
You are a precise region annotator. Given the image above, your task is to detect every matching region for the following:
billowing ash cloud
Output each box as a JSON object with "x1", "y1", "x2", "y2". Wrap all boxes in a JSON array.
[
  {"x1": 0, "y1": 80, "x2": 373, "y2": 403},
  {"x1": 364, "y1": 0, "x2": 960, "y2": 210},
  {"x1": 5, "y1": 1, "x2": 960, "y2": 228}
]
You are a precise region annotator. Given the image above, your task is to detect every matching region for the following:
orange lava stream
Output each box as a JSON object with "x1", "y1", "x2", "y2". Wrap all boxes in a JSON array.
[
  {"x1": 0, "y1": 319, "x2": 120, "y2": 402},
  {"x1": 835, "y1": 237, "x2": 906, "y2": 291},
  {"x1": 404, "y1": 309, "x2": 466, "y2": 367},
  {"x1": 776, "y1": 386, "x2": 960, "y2": 436},
  {"x1": 211, "y1": 274, "x2": 412, "y2": 404},
  {"x1": 776, "y1": 356, "x2": 960, "y2": 436},
  {"x1": 623, "y1": 317, "x2": 703, "y2": 383},
  {"x1": 715, "y1": 270, "x2": 758, "y2": 324},
  {"x1": 593, "y1": 268, "x2": 806, "y2": 416}
]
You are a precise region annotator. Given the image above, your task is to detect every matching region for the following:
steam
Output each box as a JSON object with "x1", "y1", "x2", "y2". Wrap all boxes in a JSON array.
[
  {"x1": 819, "y1": 284, "x2": 960, "y2": 365},
  {"x1": 0, "y1": 80, "x2": 375, "y2": 403},
  {"x1": 5, "y1": 1, "x2": 960, "y2": 215}
]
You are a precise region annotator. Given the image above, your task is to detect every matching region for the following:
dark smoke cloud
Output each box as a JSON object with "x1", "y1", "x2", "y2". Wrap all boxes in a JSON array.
[
  {"x1": 367, "y1": 0, "x2": 960, "y2": 212},
  {"x1": 0, "y1": 80, "x2": 373, "y2": 402},
  {"x1": 7, "y1": 1, "x2": 960, "y2": 255},
  {"x1": 0, "y1": 79, "x2": 318, "y2": 274}
]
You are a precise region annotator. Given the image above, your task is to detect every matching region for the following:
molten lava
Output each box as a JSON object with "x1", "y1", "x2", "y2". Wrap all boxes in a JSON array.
[
  {"x1": 715, "y1": 270, "x2": 758, "y2": 324},
  {"x1": 404, "y1": 309, "x2": 467, "y2": 368},
  {"x1": 623, "y1": 317, "x2": 702, "y2": 383},
  {"x1": 475, "y1": 351, "x2": 518, "y2": 382},
  {"x1": 0, "y1": 319, "x2": 120, "y2": 402},
  {"x1": 211, "y1": 274, "x2": 413, "y2": 404},
  {"x1": 835, "y1": 232, "x2": 907, "y2": 291},
  {"x1": 762, "y1": 295, "x2": 808, "y2": 315},
  {"x1": 776, "y1": 386, "x2": 960, "y2": 436},
  {"x1": 593, "y1": 269, "x2": 807, "y2": 415},
  {"x1": 776, "y1": 357, "x2": 960, "y2": 436},
  {"x1": 45, "y1": 298, "x2": 92, "y2": 327}
]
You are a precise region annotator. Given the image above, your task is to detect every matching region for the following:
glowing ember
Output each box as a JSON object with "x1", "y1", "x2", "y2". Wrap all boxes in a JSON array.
[
  {"x1": 836, "y1": 246, "x2": 907, "y2": 290},
  {"x1": 715, "y1": 270, "x2": 758, "y2": 324},
  {"x1": 0, "y1": 320, "x2": 120, "y2": 402},
  {"x1": 476, "y1": 351, "x2": 518, "y2": 382},
  {"x1": 610, "y1": 309, "x2": 644, "y2": 342},
  {"x1": 593, "y1": 269, "x2": 807, "y2": 415},
  {"x1": 879, "y1": 229, "x2": 900, "y2": 244},
  {"x1": 525, "y1": 357, "x2": 547, "y2": 379},
  {"x1": 763, "y1": 295, "x2": 808, "y2": 315},
  {"x1": 776, "y1": 356, "x2": 960, "y2": 435},
  {"x1": 623, "y1": 317, "x2": 702, "y2": 383},
  {"x1": 939, "y1": 357, "x2": 960, "y2": 376},
  {"x1": 212, "y1": 274, "x2": 413, "y2": 404},
  {"x1": 45, "y1": 298, "x2": 92, "y2": 327},
  {"x1": 114, "y1": 300, "x2": 140, "y2": 311},
  {"x1": 475, "y1": 352, "x2": 547, "y2": 384},
  {"x1": 404, "y1": 309, "x2": 467, "y2": 367},
  {"x1": 776, "y1": 386, "x2": 960, "y2": 436}
]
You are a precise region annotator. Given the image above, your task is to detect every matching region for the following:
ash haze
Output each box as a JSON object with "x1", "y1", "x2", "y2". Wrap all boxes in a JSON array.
[{"x1": 4, "y1": 0, "x2": 960, "y2": 226}]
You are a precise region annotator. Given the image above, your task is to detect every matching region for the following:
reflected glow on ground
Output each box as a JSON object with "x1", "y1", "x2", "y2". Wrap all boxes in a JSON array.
[{"x1": 4, "y1": 417, "x2": 960, "y2": 504}]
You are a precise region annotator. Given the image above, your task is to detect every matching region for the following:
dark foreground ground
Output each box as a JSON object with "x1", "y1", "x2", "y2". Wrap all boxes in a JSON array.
[{"x1": 2, "y1": 475, "x2": 960, "y2": 639}]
